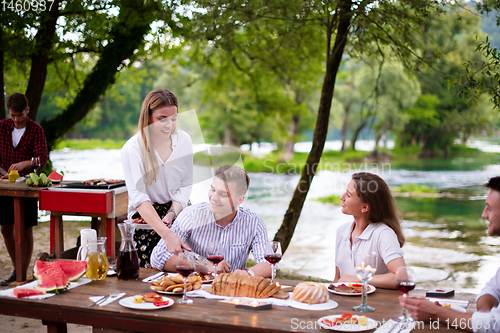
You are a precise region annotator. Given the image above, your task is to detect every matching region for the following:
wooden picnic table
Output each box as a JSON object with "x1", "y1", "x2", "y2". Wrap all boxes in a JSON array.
[
  {"x1": 0, "y1": 179, "x2": 40, "y2": 282},
  {"x1": 0, "y1": 269, "x2": 477, "y2": 333},
  {"x1": 0, "y1": 180, "x2": 128, "y2": 282}
]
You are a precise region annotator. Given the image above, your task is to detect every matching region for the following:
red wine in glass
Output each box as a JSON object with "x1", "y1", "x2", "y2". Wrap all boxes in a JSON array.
[
  {"x1": 265, "y1": 254, "x2": 282, "y2": 264},
  {"x1": 397, "y1": 282, "x2": 416, "y2": 294},
  {"x1": 116, "y1": 250, "x2": 140, "y2": 280},
  {"x1": 207, "y1": 255, "x2": 224, "y2": 265},
  {"x1": 177, "y1": 266, "x2": 195, "y2": 277}
]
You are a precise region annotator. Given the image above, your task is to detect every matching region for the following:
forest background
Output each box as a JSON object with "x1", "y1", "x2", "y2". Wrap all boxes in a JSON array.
[{"x1": 2, "y1": 0, "x2": 500, "y2": 252}]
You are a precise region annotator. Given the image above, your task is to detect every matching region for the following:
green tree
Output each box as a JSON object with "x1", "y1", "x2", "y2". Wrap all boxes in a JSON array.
[
  {"x1": 459, "y1": 1, "x2": 500, "y2": 109},
  {"x1": 1, "y1": 0, "x2": 191, "y2": 150},
  {"x1": 400, "y1": 6, "x2": 494, "y2": 155},
  {"x1": 191, "y1": 0, "x2": 447, "y2": 252}
]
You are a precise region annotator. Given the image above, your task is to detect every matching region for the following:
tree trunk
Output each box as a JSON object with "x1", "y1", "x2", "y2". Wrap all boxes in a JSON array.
[
  {"x1": 41, "y1": 0, "x2": 158, "y2": 151},
  {"x1": 350, "y1": 118, "x2": 368, "y2": 151},
  {"x1": 0, "y1": 26, "x2": 5, "y2": 120},
  {"x1": 224, "y1": 124, "x2": 238, "y2": 147},
  {"x1": 340, "y1": 105, "x2": 349, "y2": 153},
  {"x1": 273, "y1": 0, "x2": 354, "y2": 253},
  {"x1": 25, "y1": 0, "x2": 60, "y2": 121},
  {"x1": 374, "y1": 130, "x2": 382, "y2": 153},
  {"x1": 281, "y1": 114, "x2": 300, "y2": 162}
]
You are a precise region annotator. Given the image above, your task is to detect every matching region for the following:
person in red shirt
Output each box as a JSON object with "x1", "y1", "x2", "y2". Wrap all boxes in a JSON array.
[{"x1": 0, "y1": 92, "x2": 48, "y2": 285}]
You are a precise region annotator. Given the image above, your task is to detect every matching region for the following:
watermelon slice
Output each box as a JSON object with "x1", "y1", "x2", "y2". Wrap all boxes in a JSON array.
[
  {"x1": 13, "y1": 288, "x2": 45, "y2": 298},
  {"x1": 35, "y1": 264, "x2": 69, "y2": 293},
  {"x1": 47, "y1": 171, "x2": 63, "y2": 183},
  {"x1": 33, "y1": 261, "x2": 54, "y2": 279},
  {"x1": 57, "y1": 261, "x2": 87, "y2": 281},
  {"x1": 33, "y1": 260, "x2": 87, "y2": 293}
]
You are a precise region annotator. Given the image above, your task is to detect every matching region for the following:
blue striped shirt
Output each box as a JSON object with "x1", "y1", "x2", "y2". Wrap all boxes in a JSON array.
[{"x1": 150, "y1": 202, "x2": 271, "y2": 271}]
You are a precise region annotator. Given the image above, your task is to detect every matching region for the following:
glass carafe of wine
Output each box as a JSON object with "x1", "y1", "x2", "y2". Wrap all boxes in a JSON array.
[{"x1": 116, "y1": 220, "x2": 140, "y2": 280}]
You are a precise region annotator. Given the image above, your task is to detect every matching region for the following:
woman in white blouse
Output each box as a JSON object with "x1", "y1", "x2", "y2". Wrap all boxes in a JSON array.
[
  {"x1": 333, "y1": 172, "x2": 406, "y2": 289},
  {"x1": 121, "y1": 89, "x2": 192, "y2": 267}
]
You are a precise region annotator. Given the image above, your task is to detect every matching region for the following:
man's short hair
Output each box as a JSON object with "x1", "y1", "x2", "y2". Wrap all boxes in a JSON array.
[
  {"x1": 6, "y1": 93, "x2": 29, "y2": 113},
  {"x1": 485, "y1": 177, "x2": 500, "y2": 193},
  {"x1": 214, "y1": 165, "x2": 250, "y2": 195}
]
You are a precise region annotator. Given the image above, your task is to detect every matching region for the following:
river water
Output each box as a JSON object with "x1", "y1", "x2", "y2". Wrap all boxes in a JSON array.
[{"x1": 47, "y1": 140, "x2": 500, "y2": 293}]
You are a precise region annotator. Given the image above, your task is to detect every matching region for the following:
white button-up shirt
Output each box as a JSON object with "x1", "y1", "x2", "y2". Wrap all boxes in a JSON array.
[
  {"x1": 121, "y1": 130, "x2": 193, "y2": 219},
  {"x1": 150, "y1": 202, "x2": 271, "y2": 271},
  {"x1": 335, "y1": 221, "x2": 403, "y2": 276},
  {"x1": 472, "y1": 268, "x2": 500, "y2": 332}
]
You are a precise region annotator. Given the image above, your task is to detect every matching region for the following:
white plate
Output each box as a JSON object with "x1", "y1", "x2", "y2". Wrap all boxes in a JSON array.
[
  {"x1": 317, "y1": 315, "x2": 377, "y2": 331},
  {"x1": 287, "y1": 298, "x2": 338, "y2": 311},
  {"x1": 327, "y1": 283, "x2": 376, "y2": 296},
  {"x1": 119, "y1": 296, "x2": 174, "y2": 310}
]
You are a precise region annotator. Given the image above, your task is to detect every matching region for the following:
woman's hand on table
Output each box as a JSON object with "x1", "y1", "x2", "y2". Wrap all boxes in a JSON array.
[
  {"x1": 338, "y1": 274, "x2": 360, "y2": 283},
  {"x1": 163, "y1": 232, "x2": 191, "y2": 254}
]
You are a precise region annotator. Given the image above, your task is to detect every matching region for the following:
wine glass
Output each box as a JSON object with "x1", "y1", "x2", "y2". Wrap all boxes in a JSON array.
[
  {"x1": 353, "y1": 251, "x2": 377, "y2": 312},
  {"x1": 265, "y1": 241, "x2": 282, "y2": 284},
  {"x1": 176, "y1": 252, "x2": 195, "y2": 304},
  {"x1": 396, "y1": 267, "x2": 416, "y2": 325},
  {"x1": 207, "y1": 241, "x2": 224, "y2": 277}
]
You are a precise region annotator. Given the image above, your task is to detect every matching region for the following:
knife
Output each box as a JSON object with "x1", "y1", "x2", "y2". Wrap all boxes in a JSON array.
[
  {"x1": 0, "y1": 167, "x2": 7, "y2": 176},
  {"x1": 88, "y1": 293, "x2": 112, "y2": 307}
]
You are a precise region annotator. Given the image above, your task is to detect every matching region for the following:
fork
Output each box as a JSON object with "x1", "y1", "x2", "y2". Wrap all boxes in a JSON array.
[{"x1": 88, "y1": 291, "x2": 120, "y2": 307}]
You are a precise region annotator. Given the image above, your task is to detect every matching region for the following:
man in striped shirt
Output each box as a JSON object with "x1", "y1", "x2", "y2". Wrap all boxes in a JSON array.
[{"x1": 151, "y1": 165, "x2": 272, "y2": 277}]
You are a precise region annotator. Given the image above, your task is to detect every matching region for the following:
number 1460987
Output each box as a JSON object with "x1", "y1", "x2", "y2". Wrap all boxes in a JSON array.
[{"x1": 2, "y1": 0, "x2": 55, "y2": 12}]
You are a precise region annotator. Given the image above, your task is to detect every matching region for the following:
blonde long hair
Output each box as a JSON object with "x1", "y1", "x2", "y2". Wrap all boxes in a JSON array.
[
  {"x1": 352, "y1": 172, "x2": 405, "y2": 247},
  {"x1": 138, "y1": 89, "x2": 178, "y2": 186}
]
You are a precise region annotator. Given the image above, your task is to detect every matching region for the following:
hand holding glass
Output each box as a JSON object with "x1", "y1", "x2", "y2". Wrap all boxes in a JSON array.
[
  {"x1": 207, "y1": 241, "x2": 224, "y2": 277},
  {"x1": 353, "y1": 251, "x2": 377, "y2": 312},
  {"x1": 176, "y1": 253, "x2": 195, "y2": 304},
  {"x1": 396, "y1": 266, "x2": 416, "y2": 325},
  {"x1": 265, "y1": 241, "x2": 282, "y2": 284}
]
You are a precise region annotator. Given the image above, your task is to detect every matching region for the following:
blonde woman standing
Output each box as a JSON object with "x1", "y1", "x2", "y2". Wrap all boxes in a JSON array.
[{"x1": 121, "y1": 89, "x2": 192, "y2": 267}]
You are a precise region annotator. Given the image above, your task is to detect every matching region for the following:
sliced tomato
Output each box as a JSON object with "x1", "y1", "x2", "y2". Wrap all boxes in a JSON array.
[
  {"x1": 321, "y1": 319, "x2": 334, "y2": 327},
  {"x1": 351, "y1": 283, "x2": 362, "y2": 288},
  {"x1": 340, "y1": 312, "x2": 352, "y2": 319},
  {"x1": 153, "y1": 300, "x2": 171, "y2": 307}
]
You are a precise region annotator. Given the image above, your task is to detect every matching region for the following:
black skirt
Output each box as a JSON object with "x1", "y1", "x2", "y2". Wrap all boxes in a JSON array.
[{"x1": 132, "y1": 201, "x2": 172, "y2": 268}]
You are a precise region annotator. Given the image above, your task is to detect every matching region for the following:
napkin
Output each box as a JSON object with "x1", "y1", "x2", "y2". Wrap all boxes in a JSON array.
[
  {"x1": 374, "y1": 320, "x2": 415, "y2": 333},
  {"x1": 187, "y1": 288, "x2": 291, "y2": 306},
  {"x1": 0, "y1": 277, "x2": 92, "y2": 300},
  {"x1": 89, "y1": 292, "x2": 126, "y2": 306}
]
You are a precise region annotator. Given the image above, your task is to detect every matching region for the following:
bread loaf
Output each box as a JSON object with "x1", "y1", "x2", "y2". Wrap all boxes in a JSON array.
[{"x1": 210, "y1": 273, "x2": 280, "y2": 298}]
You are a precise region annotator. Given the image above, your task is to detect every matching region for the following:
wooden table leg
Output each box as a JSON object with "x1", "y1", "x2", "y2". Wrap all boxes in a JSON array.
[
  {"x1": 13, "y1": 197, "x2": 26, "y2": 282},
  {"x1": 106, "y1": 218, "x2": 115, "y2": 259},
  {"x1": 50, "y1": 214, "x2": 64, "y2": 258},
  {"x1": 91, "y1": 217, "x2": 100, "y2": 236},
  {"x1": 99, "y1": 217, "x2": 116, "y2": 259},
  {"x1": 44, "y1": 320, "x2": 68, "y2": 333}
]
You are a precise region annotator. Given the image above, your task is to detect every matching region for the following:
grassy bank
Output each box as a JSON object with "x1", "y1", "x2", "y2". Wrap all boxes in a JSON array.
[
  {"x1": 54, "y1": 139, "x2": 127, "y2": 150},
  {"x1": 242, "y1": 145, "x2": 500, "y2": 174},
  {"x1": 53, "y1": 139, "x2": 500, "y2": 174}
]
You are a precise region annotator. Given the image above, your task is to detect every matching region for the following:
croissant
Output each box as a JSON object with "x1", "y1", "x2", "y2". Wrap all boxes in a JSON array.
[{"x1": 210, "y1": 273, "x2": 280, "y2": 298}]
